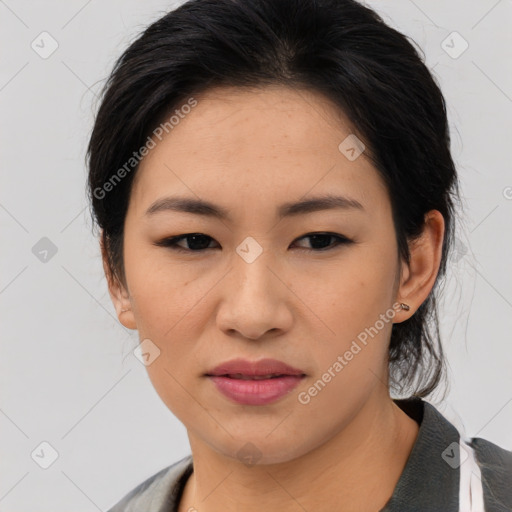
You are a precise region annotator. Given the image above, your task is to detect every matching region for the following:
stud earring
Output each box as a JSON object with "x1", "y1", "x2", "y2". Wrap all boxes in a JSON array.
[{"x1": 400, "y1": 302, "x2": 410, "y2": 311}]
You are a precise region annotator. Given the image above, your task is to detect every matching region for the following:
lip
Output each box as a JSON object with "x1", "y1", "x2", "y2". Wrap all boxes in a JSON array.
[
  {"x1": 205, "y1": 357, "x2": 306, "y2": 377},
  {"x1": 205, "y1": 358, "x2": 306, "y2": 406}
]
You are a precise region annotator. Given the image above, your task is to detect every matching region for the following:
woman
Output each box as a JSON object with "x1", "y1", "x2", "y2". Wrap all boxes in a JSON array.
[{"x1": 87, "y1": 0, "x2": 512, "y2": 510}]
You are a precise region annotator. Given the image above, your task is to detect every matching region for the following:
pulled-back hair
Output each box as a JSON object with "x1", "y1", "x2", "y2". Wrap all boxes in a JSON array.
[{"x1": 87, "y1": 0, "x2": 461, "y2": 399}]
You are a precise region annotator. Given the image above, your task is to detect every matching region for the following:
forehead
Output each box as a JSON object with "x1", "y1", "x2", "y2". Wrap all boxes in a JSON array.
[{"x1": 129, "y1": 85, "x2": 389, "y2": 218}]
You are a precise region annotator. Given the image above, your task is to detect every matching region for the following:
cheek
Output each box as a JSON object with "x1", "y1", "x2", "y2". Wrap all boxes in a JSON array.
[
  {"x1": 294, "y1": 277, "x2": 395, "y2": 427},
  {"x1": 124, "y1": 240, "x2": 204, "y2": 335},
  {"x1": 299, "y1": 248, "x2": 397, "y2": 379},
  {"x1": 299, "y1": 246, "x2": 396, "y2": 331}
]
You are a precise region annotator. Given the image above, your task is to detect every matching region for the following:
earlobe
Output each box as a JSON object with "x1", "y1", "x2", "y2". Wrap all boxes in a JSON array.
[
  {"x1": 117, "y1": 306, "x2": 137, "y2": 330},
  {"x1": 395, "y1": 210, "x2": 445, "y2": 323},
  {"x1": 100, "y1": 233, "x2": 137, "y2": 330},
  {"x1": 109, "y1": 281, "x2": 137, "y2": 330}
]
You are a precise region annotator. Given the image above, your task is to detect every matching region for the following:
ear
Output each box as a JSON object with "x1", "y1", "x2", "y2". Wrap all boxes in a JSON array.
[
  {"x1": 100, "y1": 232, "x2": 137, "y2": 330},
  {"x1": 394, "y1": 210, "x2": 445, "y2": 323}
]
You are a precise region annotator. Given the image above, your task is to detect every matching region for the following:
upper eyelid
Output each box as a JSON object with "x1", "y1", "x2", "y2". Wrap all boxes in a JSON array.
[
  {"x1": 156, "y1": 232, "x2": 351, "y2": 250},
  {"x1": 162, "y1": 232, "x2": 348, "y2": 242}
]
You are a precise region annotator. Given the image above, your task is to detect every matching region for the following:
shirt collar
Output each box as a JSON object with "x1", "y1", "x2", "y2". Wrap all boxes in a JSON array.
[{"x1": 381, "y1": 397, "x2": 461, "y2": 511}]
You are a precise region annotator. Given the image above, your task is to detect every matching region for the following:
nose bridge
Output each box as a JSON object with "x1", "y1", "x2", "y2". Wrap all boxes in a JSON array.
[
  {"x1": 231, "y1": 244, "x2": 280, "y2": 301},
  {"x1": 215, "y1": 244, "x2": 292, "y2": 338}
]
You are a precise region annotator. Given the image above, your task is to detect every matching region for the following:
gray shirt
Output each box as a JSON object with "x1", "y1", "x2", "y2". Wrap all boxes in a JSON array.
[{"x1": 107, "y1": 397, "x2": 512, "y2": 511}]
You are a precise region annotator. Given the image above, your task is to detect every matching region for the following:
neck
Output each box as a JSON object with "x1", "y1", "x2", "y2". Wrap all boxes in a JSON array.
[{"x1": 178, "y1": 392, "x2": 419, "y2": 512}]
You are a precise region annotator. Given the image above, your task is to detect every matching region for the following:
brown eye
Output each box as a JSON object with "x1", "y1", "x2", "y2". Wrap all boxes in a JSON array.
[
  {"x1": 154, "y1": 233, "x2": 219, "y2": 252},
  {"x1": 291, "y1": 233, "x2": 352, "y2": 251},
  {"x1": 154, "y1": 232, "x2": 353, "y2": 253}
]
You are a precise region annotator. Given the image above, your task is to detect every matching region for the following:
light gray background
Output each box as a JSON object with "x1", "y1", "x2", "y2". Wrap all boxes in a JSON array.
[{"x1": 1, "y1": 0, "x2": 511, "y2": 510}]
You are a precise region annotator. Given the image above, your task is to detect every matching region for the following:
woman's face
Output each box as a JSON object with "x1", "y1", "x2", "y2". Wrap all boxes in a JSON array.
[{"x1": 111, "y1": 85, "x2": 409, "y2": 464}]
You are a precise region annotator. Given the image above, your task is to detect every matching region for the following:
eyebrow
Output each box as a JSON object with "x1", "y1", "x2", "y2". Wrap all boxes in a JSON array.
[{"x1": 145, "y1": 194, "x2": 365, "y2": 221}]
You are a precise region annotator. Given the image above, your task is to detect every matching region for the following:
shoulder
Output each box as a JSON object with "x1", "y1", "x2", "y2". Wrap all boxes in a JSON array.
[
  {"x1": 470, "y1": 436, "x2": 512, "y2": 511},
  {"x1": 106, "y1": 454, "x2": 193, "y2": 512}
]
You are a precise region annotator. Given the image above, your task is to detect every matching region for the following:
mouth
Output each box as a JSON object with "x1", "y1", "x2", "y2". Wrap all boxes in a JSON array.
[
  {"x1": 205, "y1": 357, "x2": 306, "y2": 379},
  {"x1": 204, "y1": 358, "x2": 307, "y2": 405},
  {"x1": 205, "y1": 373, "x2": 306, "y2": 405},
  {"x1": 206, "y1": 373, "x2": 304, "y2": 380}
]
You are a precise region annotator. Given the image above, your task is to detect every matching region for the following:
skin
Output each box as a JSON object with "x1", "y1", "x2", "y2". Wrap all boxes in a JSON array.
[{"x1": 103, "y1": 85, "x2": 445, "y2": 511}]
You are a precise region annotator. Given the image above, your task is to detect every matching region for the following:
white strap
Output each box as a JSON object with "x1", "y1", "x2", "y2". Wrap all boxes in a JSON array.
[{"x1": 459, "y1": 437, "x2": 485, "y2": 512}]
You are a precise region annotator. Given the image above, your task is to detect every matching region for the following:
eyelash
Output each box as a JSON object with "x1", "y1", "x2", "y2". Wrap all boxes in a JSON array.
[{"x1": 154, "y1": 232, "x2": 353, "y2": 253}]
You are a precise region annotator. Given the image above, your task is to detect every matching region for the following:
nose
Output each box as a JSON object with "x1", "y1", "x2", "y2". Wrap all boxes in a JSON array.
[{"x1": 215, "y1": 251, "x2": 293, "y2": 340}]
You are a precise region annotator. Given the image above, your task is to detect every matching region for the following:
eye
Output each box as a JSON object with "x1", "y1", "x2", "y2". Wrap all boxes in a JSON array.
[
  {"x1": 154, "y1": 232, "x2": 352, "y2": 253},
  {"x1": 291, "y1": 232, "x2": 353, "y2": 251},
  {"x1": 154, "y1": 233, "x2": 219, "y2": 252}
]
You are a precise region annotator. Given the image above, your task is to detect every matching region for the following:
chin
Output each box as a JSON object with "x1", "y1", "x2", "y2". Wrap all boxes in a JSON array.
[{"x1": 208, "y1": 431, "x2": 315, "y2": 467}]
